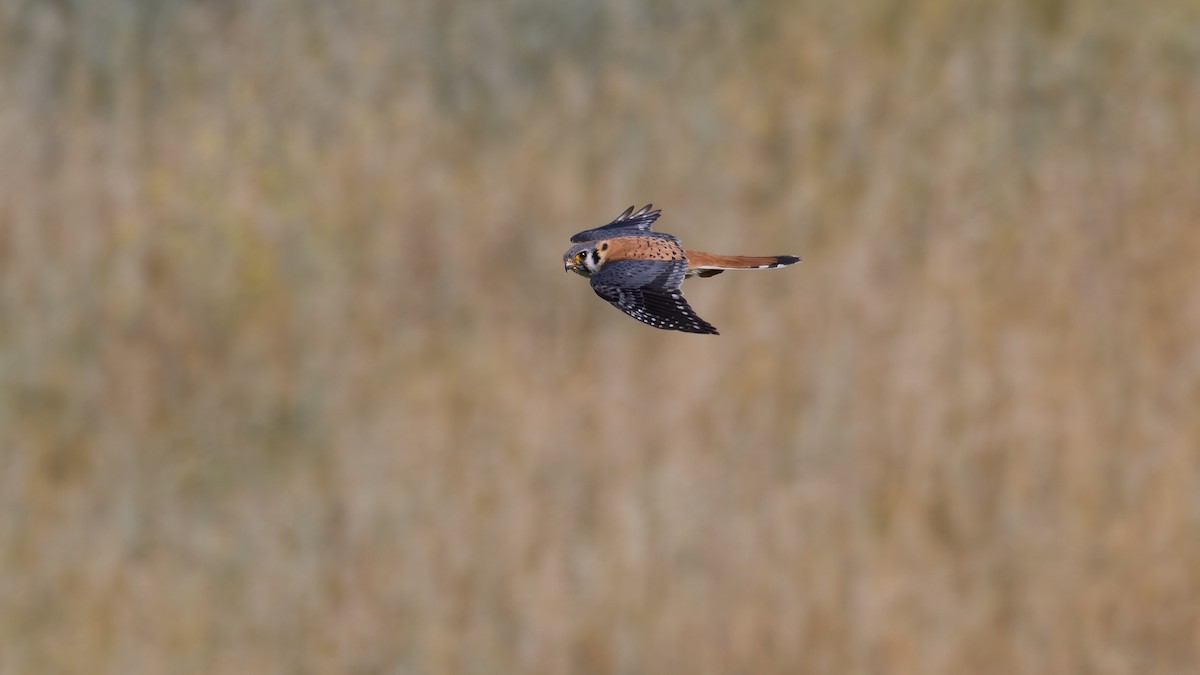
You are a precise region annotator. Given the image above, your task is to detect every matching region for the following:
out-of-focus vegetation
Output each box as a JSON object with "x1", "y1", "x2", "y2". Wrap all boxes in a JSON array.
[{"x1": 2, "y1": 0, "x2": 1199, "y2": 672}]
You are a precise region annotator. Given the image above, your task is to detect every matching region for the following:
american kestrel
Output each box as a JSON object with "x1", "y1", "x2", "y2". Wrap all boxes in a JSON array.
[{"x1": 563, "y1": 204, "x2": 800, "y2": 335}]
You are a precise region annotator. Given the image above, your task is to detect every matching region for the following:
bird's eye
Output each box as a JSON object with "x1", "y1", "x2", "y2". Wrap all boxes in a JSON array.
[{"x1": 577, "y1": 251, "x2": 587, "y2": 260}]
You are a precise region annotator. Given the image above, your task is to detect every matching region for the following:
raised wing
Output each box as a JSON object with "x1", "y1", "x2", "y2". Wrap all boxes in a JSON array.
[
  {"x1": 570, "y1": 204, "x2": 664, "y2": 243},
  {"x1": 589, "y1": 258, "x2": 718, "y2": 334}
]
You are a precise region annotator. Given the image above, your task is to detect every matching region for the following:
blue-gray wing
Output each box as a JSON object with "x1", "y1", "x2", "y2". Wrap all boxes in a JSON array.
[
  {"x1": 570, "y1": 204, "x2": 664, "y2": 243},
  {"x1": 589, "y1": 259, "x2": 718, "y2": 335}
]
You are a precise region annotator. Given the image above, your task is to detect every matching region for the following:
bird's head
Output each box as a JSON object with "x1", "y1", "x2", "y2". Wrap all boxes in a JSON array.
[{"x1": 563, "y1": 242, "x2": 604, "y2": 277}]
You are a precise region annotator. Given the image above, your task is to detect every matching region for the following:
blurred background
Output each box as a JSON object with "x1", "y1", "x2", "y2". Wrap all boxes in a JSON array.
[{"x1": 2, "y1": 0, "x2": 1199, "y2": 672}]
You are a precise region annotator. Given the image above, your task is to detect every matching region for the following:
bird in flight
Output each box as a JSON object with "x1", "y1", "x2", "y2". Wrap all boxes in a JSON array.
[{"x1": 563, "y1": 204, "x2": 800, "y2": 334}]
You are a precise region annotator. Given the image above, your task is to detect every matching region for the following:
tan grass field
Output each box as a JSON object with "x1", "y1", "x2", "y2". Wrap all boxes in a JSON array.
[{"x1": 2, "y1": 0, "x2": 1199, "y2": 672}]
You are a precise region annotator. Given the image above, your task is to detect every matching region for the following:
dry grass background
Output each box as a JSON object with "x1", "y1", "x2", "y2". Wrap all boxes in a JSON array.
[{"x1": 2, "y1": 0, "x2": 1200, "y2": 672}]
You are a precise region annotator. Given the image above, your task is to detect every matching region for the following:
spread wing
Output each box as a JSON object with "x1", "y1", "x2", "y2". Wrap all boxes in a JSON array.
[
  {"x1": 589, "y1": 259, "x2": 718, "y2": 335},
  {"x1": 570, "y1": 204, "x2": 664, "y2": 243}
]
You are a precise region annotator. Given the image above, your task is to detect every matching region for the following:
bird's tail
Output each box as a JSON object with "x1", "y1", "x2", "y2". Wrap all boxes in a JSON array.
[{"x1": 685, "y1": 251, "x2": 801, "y2": 278}]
